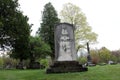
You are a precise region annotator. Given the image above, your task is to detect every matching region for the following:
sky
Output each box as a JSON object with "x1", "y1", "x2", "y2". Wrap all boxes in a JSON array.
[{"x1": 18, "y1": 0, "x2": 120, "y2": 51}]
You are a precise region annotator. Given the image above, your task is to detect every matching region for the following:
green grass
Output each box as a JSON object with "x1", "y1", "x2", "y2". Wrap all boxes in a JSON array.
[{"x1": 0, "y1": 64, "x2": 120, "y2": 80}]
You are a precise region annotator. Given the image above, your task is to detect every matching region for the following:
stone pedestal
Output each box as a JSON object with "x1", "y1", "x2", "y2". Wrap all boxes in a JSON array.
[{"x1": 46, "y1": 61, "x2": 88, "y2": 73}]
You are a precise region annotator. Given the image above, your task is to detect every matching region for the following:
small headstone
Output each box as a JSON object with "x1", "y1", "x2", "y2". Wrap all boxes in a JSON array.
[
  {"x1": 29, "y1": 62, "x2": 39, "y2": 69},
  {"x1": 28, "y1": 62, "x2": 44, "y2": 69},
  {"x1": 108, "y1": 61, "x2": 114, "y2": 64},
  {"x1": 108, "y1": 61, "x2": 117, "y2": 65},
  {"x1": 16, "y1": 62, "x2": 24, "y2": 69}
]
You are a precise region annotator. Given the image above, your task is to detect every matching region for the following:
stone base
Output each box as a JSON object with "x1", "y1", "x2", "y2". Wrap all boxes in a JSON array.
[{"x1": 46, "y1": 61, "x2": 88, "y2": 73}]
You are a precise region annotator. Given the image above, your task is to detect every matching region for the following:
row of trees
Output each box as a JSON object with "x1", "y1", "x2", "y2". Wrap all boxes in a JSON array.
[
  {"x1": 78, "y1": 47, "x2": 120, "y2": 64},
  {"x1": 91, "y1": 47, "x2": 120, "y2": 64},
  {"x1": 0, "y1": 0, "x2": 97, "y2": 68}
]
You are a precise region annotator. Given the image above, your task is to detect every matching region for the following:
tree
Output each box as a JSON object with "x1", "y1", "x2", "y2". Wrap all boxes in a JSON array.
[
  {"x1": 0, "y1": 0, "x2": 31, "y2": 63},
  {"x1": 90, "y1": 49, "x2": 100, "y2": 64},
  {"x1": 37, "y1": 2, "x2": 60, "y2": 58},
  {"x1": 29, "y1": 36, "x2": 51, "y2": 63},
  {"x1": 60, "y1": 3, "x2": 98, "y2": 52},
  {"x1": 0, "y1": 0, "x2": 19, "y2": 50},
  {"x1": 111, "y1": 50, "x2": 120, "y2": 63},
  {"x1": 10, "y1": 12, "x2": 31, "y2": 62},
  {"x1": 98, "y1": 47, "x2": 111, "y2": 63}
]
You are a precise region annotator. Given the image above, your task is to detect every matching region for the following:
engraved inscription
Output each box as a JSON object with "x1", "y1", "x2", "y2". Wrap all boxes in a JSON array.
[
  {"x1": 58, "y1": 27, "x2": 72, "y2": 61},
  {"x1": 55, "y1": 23, "x2": 77, "y2": 61}
]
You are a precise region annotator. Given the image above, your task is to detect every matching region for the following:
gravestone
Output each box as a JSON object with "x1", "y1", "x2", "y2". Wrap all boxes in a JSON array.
[
  {"x1": 28, "y1": 62, "x2": 45, "y2": 69},
  {"x1": 46, "y1": 23, "x2": 88, "y2": 73},
  {"x1": 87, "y1": 42, "x2": 92, "y2": 64},
  {"x1": 54, "y1": 23, "x2": 77, "y2": 61}
]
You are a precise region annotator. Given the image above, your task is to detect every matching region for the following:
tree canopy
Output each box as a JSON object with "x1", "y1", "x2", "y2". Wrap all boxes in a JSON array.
[
  {"x1": 60, "y1": 3, "x2": 98, "y2": 52},
  {"x1": 10, "y1": 12, "x2": 31, "y2": 61},
  {"x1": 98, "y1": 47, "x2": 111, "y2": 63},
  {"x1": 0, "y1": 0, "x2": 19, "y2": 50},
  {"x1": 29, "y1": 36, "x2": 51, "y2": 62},
  {"x1": 37, "y1": 2, "x2": 60, "y2": 58},
  {"x1": 0, "y1": 0, "x2": 31, "y2": 61}
]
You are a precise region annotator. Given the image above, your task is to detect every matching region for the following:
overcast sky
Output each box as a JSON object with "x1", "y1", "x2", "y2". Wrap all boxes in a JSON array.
[{"x1": 18, "y1": 0, "x2": 120, "y2": 50}]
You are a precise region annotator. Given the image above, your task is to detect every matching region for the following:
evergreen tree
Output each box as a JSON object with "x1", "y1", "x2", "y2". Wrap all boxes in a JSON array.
[
  {"x1": 37, "y1": 2, "x2": 60, "y2": 58},
  {"x1": 0, "y1": 0, "x2": 31, "y2": 62},
  {"x1": 0, "y1": 0, "x2": 19, "y2": 50},
  {"x1": 10, "y1": 12, "x2": 31, "y2": 62}
]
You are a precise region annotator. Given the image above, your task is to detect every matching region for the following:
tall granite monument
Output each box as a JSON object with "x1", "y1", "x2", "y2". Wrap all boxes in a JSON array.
[
  {"x1": 55, "y1": 23, "x2": 77, "y2": 61},
  {"x1": 46, "y1": 23, "x2": 88, "y2": 73}
]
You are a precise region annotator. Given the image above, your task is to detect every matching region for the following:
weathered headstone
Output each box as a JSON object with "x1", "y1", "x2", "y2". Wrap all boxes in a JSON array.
[
  {"x1": 54, "y1": 23, "x2": 77, "y2": 61},
  {"x1": 46, "y1": 23, "x2": 88, "y2": 73}
]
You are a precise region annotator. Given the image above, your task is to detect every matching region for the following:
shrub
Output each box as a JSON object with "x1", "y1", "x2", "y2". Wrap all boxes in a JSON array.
[
  {"x1": 78, "y1": 56, "x2": 87, "y2": 64},
  {"x1": 40, "y1": 59, "x2": 49, "y2": 68},
  {"x1": 3, "y1": 57, "x2": 18, "y2": 69}
]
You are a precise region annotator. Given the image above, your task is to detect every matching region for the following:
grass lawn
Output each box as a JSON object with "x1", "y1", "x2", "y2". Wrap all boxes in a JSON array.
[{"x1": 0, "y1": 64, "x2": 120, "y2": 80}]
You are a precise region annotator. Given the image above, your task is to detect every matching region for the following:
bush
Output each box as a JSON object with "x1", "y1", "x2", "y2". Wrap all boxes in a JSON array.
[
  {"x1": 3, "y1": 57, "x2": 18, "y2": 69},
  {"x1": 78, "y1": 57, "x2": 87, "y2": 64},
  {"x1": 40, "y1": 59, "x2": 49, "y2": 68}
]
